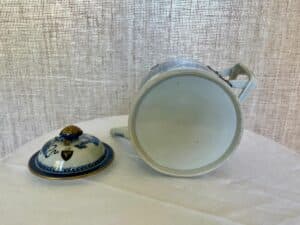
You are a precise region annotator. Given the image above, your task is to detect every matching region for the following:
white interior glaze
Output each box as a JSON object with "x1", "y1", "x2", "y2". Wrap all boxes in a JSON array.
[{"x1": 134, "y1": 75, "x2": 239, "y2": 170}]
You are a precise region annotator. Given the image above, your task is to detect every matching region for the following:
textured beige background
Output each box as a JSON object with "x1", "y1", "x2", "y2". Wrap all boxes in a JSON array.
[{"x1": 0, "y1": 0, "x2": 299, "y2": 158}]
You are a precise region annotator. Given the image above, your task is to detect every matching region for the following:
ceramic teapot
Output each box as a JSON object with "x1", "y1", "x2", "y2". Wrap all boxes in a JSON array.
[{"x1": 111, "y1": 59, "x2": 256, "y2": 177}]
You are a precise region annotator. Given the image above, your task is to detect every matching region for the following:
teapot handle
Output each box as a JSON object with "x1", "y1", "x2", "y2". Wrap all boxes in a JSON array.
[{"x1": 209, "y1": 63, "x2": 256, "y2": 102}]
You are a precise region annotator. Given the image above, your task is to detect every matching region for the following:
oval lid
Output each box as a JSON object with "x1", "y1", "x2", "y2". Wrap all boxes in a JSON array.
[{"x1": 28, "y1": 125, "x2": 114, "y2": 179}]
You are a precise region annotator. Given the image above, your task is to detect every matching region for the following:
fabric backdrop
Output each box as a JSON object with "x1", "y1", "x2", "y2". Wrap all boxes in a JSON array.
[{"x1": 0, "y1": 0, "x2": 299, "y2": 158}]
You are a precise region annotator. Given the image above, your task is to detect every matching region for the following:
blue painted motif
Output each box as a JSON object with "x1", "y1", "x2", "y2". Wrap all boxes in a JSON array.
[
  {"x1": 74, "y1": 134, "x2": 100, "y2": 149},
  {"x1": 29, "y1": 143, "x2": 114, "y2": 178},
  {"x1": 41, "y1": 139, "x2": 59, "y2": 158},
  {"x1": 54, "y1": 136, "x2": 64, "y2": 142},
  {"x1": 41, "y1": 134, "x2": 100, "y2": 160},
  {"x1": 35, "y1": 148, "x2": 110, "y2": 174}
]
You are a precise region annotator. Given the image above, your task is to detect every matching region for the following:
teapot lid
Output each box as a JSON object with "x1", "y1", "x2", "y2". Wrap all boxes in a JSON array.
[{"x1": 28, "y1": 125, "x2": 114, "y2": 179}]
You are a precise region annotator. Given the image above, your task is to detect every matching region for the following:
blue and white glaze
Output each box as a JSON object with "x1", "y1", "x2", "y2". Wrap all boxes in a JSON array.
[
  {"x1": 29, "y1": 125, "x2": 113, "y2": 177},
  {"x1": 41, "y1": 134, "x2": 100, "y2": 158},
  {"x1": 37, "y1": 133, "x2": 105, "y2": 172}
]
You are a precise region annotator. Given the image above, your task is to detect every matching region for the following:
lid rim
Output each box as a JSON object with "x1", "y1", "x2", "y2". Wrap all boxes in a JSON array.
[{"x1": 28, "y1": 143, "x2": 114, "y2": 178}]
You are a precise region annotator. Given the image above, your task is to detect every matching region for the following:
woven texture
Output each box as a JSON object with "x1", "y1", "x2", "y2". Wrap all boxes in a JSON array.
[{"x1": 0, "y1": 0, "x2": 299, "y2": 158}]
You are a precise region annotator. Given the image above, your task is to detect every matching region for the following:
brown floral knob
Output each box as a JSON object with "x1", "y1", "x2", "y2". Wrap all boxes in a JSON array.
[{"x1": 59, "y1": 125, "x2": 83, "y2": 140}]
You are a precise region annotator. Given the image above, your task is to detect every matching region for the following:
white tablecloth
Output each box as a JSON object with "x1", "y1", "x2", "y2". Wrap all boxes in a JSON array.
[{"x1": 1, "y1": 116, "x2": 300, "y2": 225}]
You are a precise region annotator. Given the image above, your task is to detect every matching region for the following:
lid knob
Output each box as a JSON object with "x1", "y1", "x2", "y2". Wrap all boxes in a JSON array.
[{"x1": 59, "y1": 125, "x2": 83, "y2": 140}]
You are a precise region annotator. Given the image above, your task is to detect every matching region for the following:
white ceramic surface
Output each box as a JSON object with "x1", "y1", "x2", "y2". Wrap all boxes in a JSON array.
[{"x1": 111, "y1": 59, "x2": 256, "y2": 177}]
